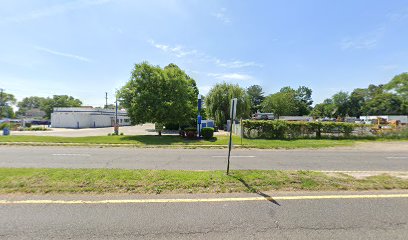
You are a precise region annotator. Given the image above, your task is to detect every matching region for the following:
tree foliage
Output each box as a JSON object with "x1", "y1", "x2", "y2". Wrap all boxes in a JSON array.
[
  {"x1": 246, "y1": 85, "x2": 264, "y2": 115},
  {"x1": 261, "y1": 91, "x2": 298, "y2": 118},
  {"x1": 118, "y1": 62, "x2": 198, "y2": 134},
  {"x1": 41, "y1": 95, "x2": 82, "y2": 119},
  {"x1": 16, "y1": 96, "x2": 47, "y2": 117},
  {"x1": 205, "y1": 82, "x2": 250, "y2": 128},
  {"x1": 0, "y1": 91, "x2": 16, "y2": 118}
]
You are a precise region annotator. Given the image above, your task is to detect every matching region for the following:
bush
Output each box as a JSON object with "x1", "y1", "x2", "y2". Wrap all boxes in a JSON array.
[
  {"x1": 201, "y1": 127, "x2": 214, "y2": 140},
  {"x1": 25, "y1": 122, "x2": 32, "y2": 128},
  {"x1": 242, "y1": 120, "x2": 364, "y2": 139},
  {"x1": 185, "y1": 127, "x2": 197, "y2": 139}
]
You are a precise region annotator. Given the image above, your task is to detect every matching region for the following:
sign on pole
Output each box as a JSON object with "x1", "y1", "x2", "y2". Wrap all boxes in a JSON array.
[{"x1": 227, "y1": 98, "x2": 238, "y2": 175}]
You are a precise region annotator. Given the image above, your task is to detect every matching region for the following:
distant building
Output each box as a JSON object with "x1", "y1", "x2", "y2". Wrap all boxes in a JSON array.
[
  {"x1": 360, "y1": 115, "x2": 408, "y2": 124},
  {"x1": 51, "y1": 107, "x2": 131, "y2": 128},
  {"x1": 279, "y1": 116, "x2": 313, "y2": 122}
]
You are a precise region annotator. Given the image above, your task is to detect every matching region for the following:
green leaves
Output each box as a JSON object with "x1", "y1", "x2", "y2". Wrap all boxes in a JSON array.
[
  {"x1": 118, "y1": 62, "x2": 198, "y2": 129},
  {"x1": 242, "y1": 120, "x2": 361, "y2": 139},
  {"x1": 205, "y1": 83, "x2": 250, "y2": 128}
]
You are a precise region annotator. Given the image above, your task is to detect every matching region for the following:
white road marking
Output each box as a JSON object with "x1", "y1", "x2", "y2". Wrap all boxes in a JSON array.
[
  {"x1": 212, "y1": 156, "x2": 256, "y2": 158},
  {"x1": 52, "y1": 154, "x2": 91, "y2": 157},
  {"x1": 386, "y1": 157, "x2": 408, "y2": 159}
]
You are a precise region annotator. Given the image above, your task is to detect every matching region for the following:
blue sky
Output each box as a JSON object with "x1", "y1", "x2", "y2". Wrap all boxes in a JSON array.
[{"x1": 1, "y1": 0, "x2": 407, "y2": 107}]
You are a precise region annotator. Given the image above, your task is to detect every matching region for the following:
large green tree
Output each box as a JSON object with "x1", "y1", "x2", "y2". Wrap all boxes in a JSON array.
[
  {"x1": 277, "y1": 86, "x2": 313, "y2": 116},
  {"x1": 16, "y1": 96, "x2": 47, "y2": 117},
  {"x1": 362, "y1": 92, "x2": 404, "y2": 115},
  {"x1": 332, "y1": 91, "x2": 350, "y2": 117},
  {"x1": 246, "y1": 85, "x2": 265, "y2": 115},
  {"x1": 205, "y1": 82, "x2": 250, "y2": 129},
  {"x1": 41, "y1": 95, "x2": 82, "y2": 119},
  {"x1": 118, "y1": 62, "x2": 198, "y2": 135},
  {"x1": 261, "y1": 91, "x2": 298, "y2": 118},
  {"x1": 310, "y1": 99, "x2": 336, "y2": 118},
  {"x1": 0, "y1": 90, "x2": 16, "y2": 118}
]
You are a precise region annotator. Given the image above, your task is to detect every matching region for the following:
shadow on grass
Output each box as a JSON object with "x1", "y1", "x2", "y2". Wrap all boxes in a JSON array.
[
  {"x1": 231, "y1": 174, "x2": 280, "y2": 206},
  {"x1": 119, "y1": 135, "x2": 218, "y2": 145}
]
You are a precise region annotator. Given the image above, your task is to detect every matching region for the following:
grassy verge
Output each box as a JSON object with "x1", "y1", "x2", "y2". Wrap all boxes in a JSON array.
[
  {"x1": 1, "y1": 134, "x2": 404, "y2": 149},
  {"x1": 1, "y1": 168, "x2": 407, "y2": 194}
]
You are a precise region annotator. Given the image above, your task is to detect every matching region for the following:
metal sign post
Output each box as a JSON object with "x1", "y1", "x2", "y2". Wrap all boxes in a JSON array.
[
  {"x1": 197, "y1": 94, "x2": 202, "y2": 137},
  {"x1": 227, "y1": 98, "x2": 237, "y2": 175}
]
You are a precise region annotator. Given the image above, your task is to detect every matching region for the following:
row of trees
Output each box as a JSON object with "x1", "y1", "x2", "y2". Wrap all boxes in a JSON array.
[
  {"x1": 118, "y1": 63, "x2": 407, "y2": 130},
  {"x1": 0, "y1": 93, "x2": 82, "y2": 119},
  {"x1": 311, "y1": 74, "x2": 408, "y2": 118}
]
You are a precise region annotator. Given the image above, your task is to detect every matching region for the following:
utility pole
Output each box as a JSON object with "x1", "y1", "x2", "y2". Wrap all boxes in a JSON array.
[
  {"x1": 114, "y1": 96, "x2": 119, "y2": 135},
  {"x1": 0, "y1": 88, "x2": 4, "y2": 118},
  {"x1": 105, "y1": 92, "x2": 108, "y2": 109}
]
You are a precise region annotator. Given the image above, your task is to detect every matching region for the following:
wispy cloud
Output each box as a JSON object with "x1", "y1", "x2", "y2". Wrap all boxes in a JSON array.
[
  {"x1": 35, "y1": 46, "x2": 91, "y2": 62},
  {"x1": 387, "y1": 8, "x2": 408, "y2": 22},
  {"x1": 380, "y1": 64, "x2": 399, "y2": 71},
  {"x1": 149, "y1": 40, "x2": 261, "y2": 69},
  {"x1": 340, "y1": 26, "x2": 385, "y2": 50},
  {"x1": 208, "y1": 73, "x2": 253, "y2": 81},
  {"x1": 1, "y1": 0, "x2": 111, "y2": 24},
  {"x1": 214, "y1": 59, "x2": 262, "y2": 68},
  {"x1": 149, "y1": 40, "x2": 197, "y2": 58},
  {"x1": 212, "y1": 8, "x2": 231, "y2": 24}
]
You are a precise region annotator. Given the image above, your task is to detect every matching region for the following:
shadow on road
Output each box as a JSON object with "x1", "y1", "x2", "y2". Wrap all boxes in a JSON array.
[{"x1": 231, "y1": 175, "x2": 281, "y2": 206}]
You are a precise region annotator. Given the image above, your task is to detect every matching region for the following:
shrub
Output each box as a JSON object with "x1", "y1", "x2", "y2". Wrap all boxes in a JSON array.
[
  {"x1": 242, "y1": 120, "x2": 364, "y2": 139},
  {"x1": 185, "y1": 127, "x2": 197, "y2": 139},
  {"x1": 201, "y1": 127, "x2": 214, "y2": 140},
  {"x1": 25, "y1": 122, "x2": 32, "y2": 128}
]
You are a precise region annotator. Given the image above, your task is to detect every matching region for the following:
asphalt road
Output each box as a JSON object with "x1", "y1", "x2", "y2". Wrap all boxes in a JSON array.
[
  {"x1": 1, "y1": 192, "x2": 407, "y2": 239},
  {"x1": 1, "y1": 145, "x2": 408, "y2": 171}
]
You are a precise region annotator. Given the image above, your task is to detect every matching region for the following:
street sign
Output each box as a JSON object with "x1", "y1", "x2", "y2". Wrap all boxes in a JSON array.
[
  {"x1": 227, "y1": 98, "x2": 238, "y2": 175},
  {"x1": 230, "y1": 98, "x2": 237, "y2": 120}
]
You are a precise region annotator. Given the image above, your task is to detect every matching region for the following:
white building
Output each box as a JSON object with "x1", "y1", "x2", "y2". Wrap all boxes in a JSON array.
[{"x1": 51, "y1": 107, "x2": 131, "y2": 128}]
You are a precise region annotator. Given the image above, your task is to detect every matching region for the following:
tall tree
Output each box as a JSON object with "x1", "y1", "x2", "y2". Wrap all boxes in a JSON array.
[
  {"x1": 41, "y1": 95, "x2": 82, "y2": 119},
  {"x1": 118, "y1": 62, "x2": 198, "y2": 135},
  {"x1": 385, "y1": 73, "x2": 408, "y2": 98},
  {"x1": 310, "y1": 99, "x2": 336, "y2": 118},
  {"x1": 278, "y1": 86, "x2": 313, "y2": 115},
  {"x1": 246, "y1": 85, "x2": 264, "y2": 115},
  {"x1": 332, "y1": 91, "x2": 350, "y2": 117},
  {"x1": 261, "y1": 91, "x2": 298, "y2": 118},
  {"x1": 295, "y1": 86, "x2": 313, "y2": 115},
  {"x1": 0, "y1": 90, "x2": 16, "y2": 118},
  {"x1": 362, "y1": 93, "x2": 404, "y2": 115},
  {"x1": 16, "y1": 96, "x2": 47, "y2": 117},
  {"x1": 205, "y1": 82, "x2": 250, "y2": 129}
]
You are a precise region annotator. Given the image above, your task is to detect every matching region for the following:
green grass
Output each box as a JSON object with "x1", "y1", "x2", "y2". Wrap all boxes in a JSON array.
[
  {"x1": 1, "y1": 134, "x2": 400, "y2": 149},
  {"x1": 1, "y1": 168, "x2": 407, "y2": 194}
]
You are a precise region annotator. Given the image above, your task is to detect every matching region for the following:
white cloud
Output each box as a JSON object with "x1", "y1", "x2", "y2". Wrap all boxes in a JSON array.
[
  {"x1": 149, "y1": 40, "x2": 197, "y2": 58},
  {"x1": 214, "y1": 59, "x2": 262, "y2": 68},
  {"x1": 1, "y1": 0, "x2": 111, "y2": 24},
  {"x1": 35, "y1": 46, "x2": 91, "y2": 62},
  {"x1": 340, "y1": 38, "x2": 378, "y2": 50},
  {"x1": 340, "y1": 25, "x2": 386, "y2": 50},
  {"x1": 212, "y1": 8, "x2": 231, "y2": 24},
  {"x1": 380, "y1": 64, "x2": 399, "y2": 71},
  {"x1": 208, "y1": 73, "x2": 253, "y2": 81}
]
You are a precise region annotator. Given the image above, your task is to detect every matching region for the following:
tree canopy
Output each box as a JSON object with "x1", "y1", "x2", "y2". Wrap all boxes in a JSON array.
[
  {"x1": 118, "y1": 62, "x2": 198, "y2": 134},
  {"x1": 0, "y1": 91, "x2": 16, "y2": 118},
  {"x1": 246, "y1": 85, "x2": 265, "y2": 115},
  {"x1": 41, "y1": 95, "x2": 82, "y2": 119},
  {"x1": 205, "y1": 82, "x2": 250, "y2": 128}
]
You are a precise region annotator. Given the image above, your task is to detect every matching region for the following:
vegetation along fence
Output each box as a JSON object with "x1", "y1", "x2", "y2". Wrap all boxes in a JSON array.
[{"x1": 241, "y1": 120, "x2": 369, "y2": 139}]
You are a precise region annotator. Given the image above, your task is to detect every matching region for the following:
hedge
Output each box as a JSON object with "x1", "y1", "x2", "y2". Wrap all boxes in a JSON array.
[{"x1": 242, "y1": 120, "x2": 365, "y2": 139}]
